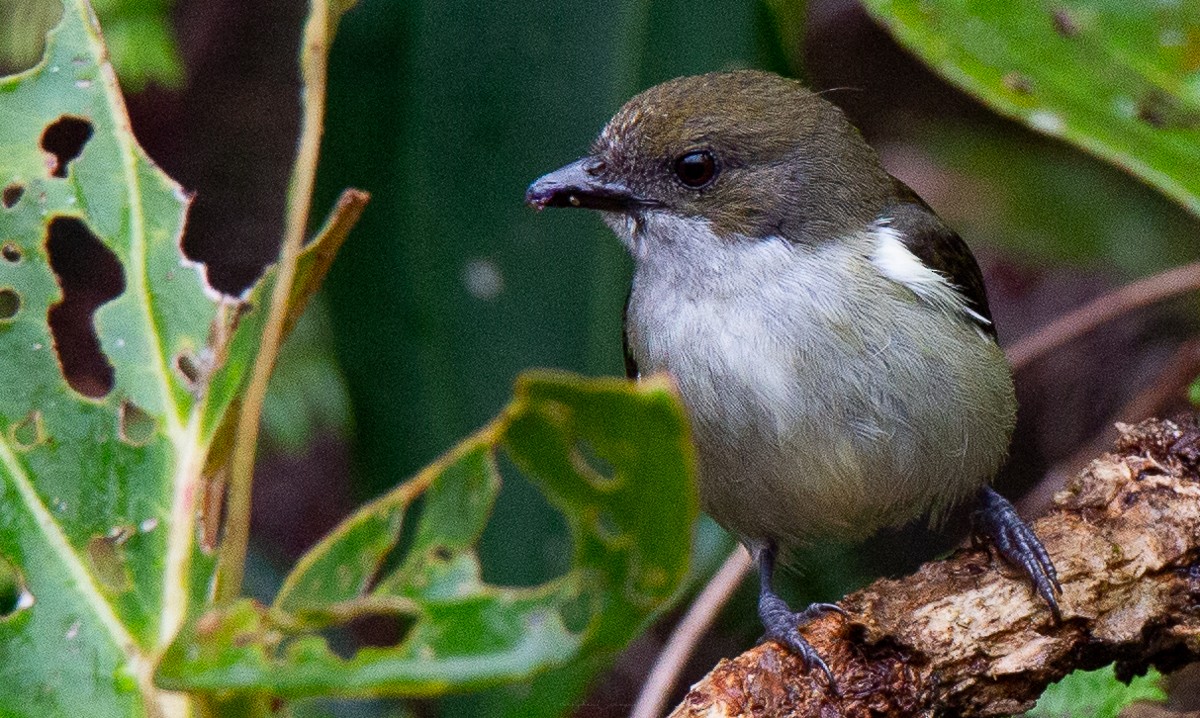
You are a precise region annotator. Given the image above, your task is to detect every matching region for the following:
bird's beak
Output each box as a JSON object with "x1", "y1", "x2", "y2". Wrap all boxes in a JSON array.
[{"x1": 525, "y1": 158, "x2": 649, "y2": 212}]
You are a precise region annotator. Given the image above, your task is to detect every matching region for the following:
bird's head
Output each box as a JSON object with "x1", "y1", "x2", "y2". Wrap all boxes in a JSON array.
[{"x1": 526, "y1": 70, "x2": 893, "y2": 252}]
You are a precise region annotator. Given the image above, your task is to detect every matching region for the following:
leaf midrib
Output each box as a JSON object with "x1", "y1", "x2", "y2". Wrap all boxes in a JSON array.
[
  {"x1": 0, "y1": 434, "x2": 138, "y2": 656},
  {"x1": 71, "y1": 0, "x2": 200, "y2": 662}
]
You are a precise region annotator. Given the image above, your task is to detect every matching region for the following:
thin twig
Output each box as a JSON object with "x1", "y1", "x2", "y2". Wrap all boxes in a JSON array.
[
  {"x1": 631, "y1": 547, "x2": 753, "y2": 718},
  {"x1": 1005, "y1": 260, "x2": 1200, "y2": 370},
  {"x1": 214, "y1": 0, "x2": 343, "y2": 603},
  {"x1": 631, "y1": 260, "x2": 1200, "y2": 716},
  {"x1": 281, "y1": 188, "x2": 370, "y2": 337},
  {"x1": 1018, "y1": 337, "x2": 1200, "y2": 517}
]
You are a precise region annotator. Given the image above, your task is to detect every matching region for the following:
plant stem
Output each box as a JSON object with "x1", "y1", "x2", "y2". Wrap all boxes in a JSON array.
[
  {"x1": 631, "y1": 546, "x2": 752, "y2": 718},
  {"x1": 1004, "y1": 261, "x2": 1200, "y2": 370},
  {"x1": 214, "y1": 0, "x2": 340, "y2": 603}
]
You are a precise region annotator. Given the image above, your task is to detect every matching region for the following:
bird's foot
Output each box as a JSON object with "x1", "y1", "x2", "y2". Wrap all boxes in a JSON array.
[
  {"x1": 758, "y1": 592, "x2": 845, "y2": 692},
  {"x1": 974, "y1": 486, "x2": 1062, "y2": 620}
]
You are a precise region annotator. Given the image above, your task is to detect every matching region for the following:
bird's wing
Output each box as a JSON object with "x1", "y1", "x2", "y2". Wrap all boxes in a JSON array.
[{"x1": 877, "y1": 179, "x2": 998, "y2": 341}]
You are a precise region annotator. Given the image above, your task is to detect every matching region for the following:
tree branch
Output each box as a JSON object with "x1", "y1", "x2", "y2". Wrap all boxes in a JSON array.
[{"x1": 668, "y1": 415, "x2": 1200, "y2": 718}]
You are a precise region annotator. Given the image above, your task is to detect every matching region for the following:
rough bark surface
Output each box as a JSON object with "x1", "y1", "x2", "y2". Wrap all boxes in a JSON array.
[{"x1": 668, "y1": 415, "x2": 1200, "y2": 718}]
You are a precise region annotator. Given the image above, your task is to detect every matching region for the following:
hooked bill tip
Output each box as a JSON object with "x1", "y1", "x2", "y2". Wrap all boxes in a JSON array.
[
  {"x1": 525, "y1": 159, "x2": 646, "y2": 212},
  {"x1": 524, "y1": 183, "x2": 553, "y2": 211}
]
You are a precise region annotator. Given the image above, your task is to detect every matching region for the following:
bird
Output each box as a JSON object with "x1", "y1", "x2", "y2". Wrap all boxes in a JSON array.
[{"x1": 525, "y1": 70, "x2": 1060, "y2": 684}]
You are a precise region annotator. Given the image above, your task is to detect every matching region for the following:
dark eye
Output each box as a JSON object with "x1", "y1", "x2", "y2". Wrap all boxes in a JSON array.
[{"x1": 674, "y1": 150, "x2": 717, "y2": 188}]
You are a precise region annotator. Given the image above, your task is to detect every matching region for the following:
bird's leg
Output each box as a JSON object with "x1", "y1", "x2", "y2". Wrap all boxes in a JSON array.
[
  {"x1": 973, "y1": 486, "x2": 1062, "y2": 620},
  {"x1": 756, "y1": 539, "x2": 844, "y2": 690}
]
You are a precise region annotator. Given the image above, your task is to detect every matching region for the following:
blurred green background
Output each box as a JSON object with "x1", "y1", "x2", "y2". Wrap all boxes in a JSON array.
[{"x1": 3, "y1": 0, "x2": 1198, "y2": 715}]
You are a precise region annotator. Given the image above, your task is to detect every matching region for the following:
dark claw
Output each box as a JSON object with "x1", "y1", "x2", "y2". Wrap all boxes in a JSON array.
[
  {"x1": 759, "y1": 593, "x2": 843, "y2": 694},
  {"x1": 808, "y1": 602, "x2": 848, "y2": 617},
  {"x1": 975, "y1": 486, "x2": 1062, "y2": 621}
]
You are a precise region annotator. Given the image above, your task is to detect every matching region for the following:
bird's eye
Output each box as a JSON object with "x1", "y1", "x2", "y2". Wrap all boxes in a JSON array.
[{"x1": 674, "y1": 150, "x2": 717, "y2": 188}]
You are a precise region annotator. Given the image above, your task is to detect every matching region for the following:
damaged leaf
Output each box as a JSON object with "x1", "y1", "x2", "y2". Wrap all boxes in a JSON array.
[
  {"x1": 0, "y1": 3, "x2": 217, "y2": 714},
  {"x1": 0, "y1": 2, "x2": 358, "y2": 714},
  {"x1": 156, "y1": 372, "x2": 698, "y2": 701}
]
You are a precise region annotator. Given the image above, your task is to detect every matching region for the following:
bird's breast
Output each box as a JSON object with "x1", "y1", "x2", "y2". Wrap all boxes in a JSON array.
[{"x1": 625, "y1": 234, "x2": 1015, "y2": 547}]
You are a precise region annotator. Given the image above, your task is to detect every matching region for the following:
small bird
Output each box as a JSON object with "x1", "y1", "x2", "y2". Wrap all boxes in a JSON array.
[{"x1": 526, "y1": 70, "x2": 1059, "y2": 683}]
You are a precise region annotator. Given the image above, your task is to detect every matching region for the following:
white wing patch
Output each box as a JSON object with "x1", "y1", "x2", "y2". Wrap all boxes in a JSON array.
[{"x1": 870, "y1": 224, "x2": 992, "y2": 331}]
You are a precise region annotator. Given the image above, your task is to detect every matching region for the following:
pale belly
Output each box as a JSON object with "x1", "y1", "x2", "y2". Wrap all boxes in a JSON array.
[{"x1": 625, "y1": 251, "x2": 1016, "y2": 548}]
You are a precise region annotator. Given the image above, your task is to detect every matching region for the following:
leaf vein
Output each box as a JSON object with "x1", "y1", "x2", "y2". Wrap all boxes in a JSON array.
[{"x1": 0, "y1": 434, "x2": 138, "y2": 655}]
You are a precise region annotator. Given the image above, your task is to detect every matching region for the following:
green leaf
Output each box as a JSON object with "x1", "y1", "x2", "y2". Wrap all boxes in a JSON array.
[
  {"x1": 0, "y1": 3, "x2": 355, "y2": 713},
  {"x1": 94, "y1": 10, "x2": 183, "y2": 92},
  {"x1": 1026, "y1": 665, "x2": 1167, "y2": 718},
  {"x1": 861, "y1": 0, "x2": 1200, "y2": 216},
  {"x1": 155, "y1": 372, "x2": 698, "y2": 699},
  {"x1": 762, "y1": 0, "x2": 807, "y2": 76},
  {"x1": 0, "y1": 3, "x2": 223, "y2": 714},
  {"x1": 914, "y1": 122, "x2": 1200, "y2": 276},
  {"x1": 0, "y1": 1, "x2": 62, "y2": 73}
]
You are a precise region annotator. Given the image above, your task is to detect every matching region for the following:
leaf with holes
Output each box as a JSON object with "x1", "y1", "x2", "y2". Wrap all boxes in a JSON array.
[
  {"x1": 156, "y1": 372, "x2": 698, "y2": 701},
  {"x1": 0, "y1": 2, "x2": 356, "y2": 715},
  {"x1": 861, "y1": 0, "x2": 1200, "y2": 216}
]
